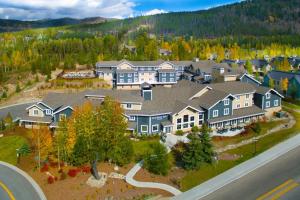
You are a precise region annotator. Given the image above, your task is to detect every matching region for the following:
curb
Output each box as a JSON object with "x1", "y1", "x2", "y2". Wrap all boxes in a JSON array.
[
  {"x1": 0, "y1": 161, "x2": 47, "y2": 200},
  {"x1": 173, "y1": 133, "x2": 300, "y2": 200}
]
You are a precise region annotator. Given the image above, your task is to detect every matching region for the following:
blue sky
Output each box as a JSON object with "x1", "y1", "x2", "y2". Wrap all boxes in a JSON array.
[{"x1": 0, "y1": 0, "x2": 241, "y2": 20}]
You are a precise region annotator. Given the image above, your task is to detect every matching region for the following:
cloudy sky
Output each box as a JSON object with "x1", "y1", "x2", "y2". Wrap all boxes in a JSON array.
[{"x1": 0, "y1": 0, "x2": 241, "y2": 21}]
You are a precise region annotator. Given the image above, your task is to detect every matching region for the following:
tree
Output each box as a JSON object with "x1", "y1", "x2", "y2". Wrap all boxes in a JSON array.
[
  {"x1": 15, "y1": 84, "x2": 21, "y2": 93},
  {"x1": 54, "y1": 118, "x2": 69, "y2": 169},
  {"x1": 269, "y1": 78, "x2": 275, "y2": 89},
  {"x1": 0, "y1": 119, "x2": 5, "y2": 131},
  {"x1": 199, "y1": 124, "x2": 214, "y2": 164},
  {"x1": 281, "y1": 78, "x2": 289, "y2": 95},
  {"x1": 245, "y1": 60, "x2": 253, "y2": 75},
  {"x1": 31, "y1": 126, "x2": 53, "y2": 170},
  {"x1": 144, "y1": 142, "x2": 170, "y2": 175},
  {"x1": 182, "y1": 133, "x2": 204, "y2": 170}
]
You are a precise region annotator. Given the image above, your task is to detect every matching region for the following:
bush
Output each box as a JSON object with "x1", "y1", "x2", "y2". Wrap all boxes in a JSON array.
[
  {"x1": 41, "y1": 164, "x2": 49, "y2": 172},
  {"x1": 68, "y1": 169, "x2": 78, "y2": 177},
  {"x1": 175, "y1": 130, "x2": 184, "y2": 136},
  {"x1": 47, "y1": 176, "x2": 55, "y2": 184},
  {"x1": 60, "y1": 171, "x2": 67, "y2": 180}
]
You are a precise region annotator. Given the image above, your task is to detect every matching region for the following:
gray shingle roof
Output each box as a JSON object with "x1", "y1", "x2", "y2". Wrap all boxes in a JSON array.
[
  {"x1": 267, "y1": 71, "x2": 299, "y2": 81},
  {"x1": 209, "y1": 82, "x2": 256, "y2": 95}
]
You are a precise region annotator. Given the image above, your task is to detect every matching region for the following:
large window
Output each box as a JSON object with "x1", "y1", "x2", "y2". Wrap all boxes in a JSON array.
[
  {"x1": 183, "y1": 115, "x2": 189, "y2": 122},
  {"x1": 177, "y1": 118, "x2": 182, "y2": 123},
  {"x1": 213, "y1": 110, "x2": 219, "y2": 117},
  {"x1": 224, "y1": 108, "x2": 229, "y2": 116},
  {"x1": 190, "y1": 116, "x2": 195, "y2": 122},
  {"x1": 141, "y1": 125, "x2": 148, "y2": 133},
  {"x1": 224, "y1": 99, "x2": 229, "y2": 106}
]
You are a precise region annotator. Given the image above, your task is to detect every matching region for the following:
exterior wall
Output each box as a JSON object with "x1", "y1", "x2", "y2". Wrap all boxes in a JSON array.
[
  {"x1": 172, "y1": 107, "x2": 199, "y2": 133},
  {"x1": 150, "y1": 114, "x2": 169, "y2": 134},
  {"x1": 103, "y1": 73, "x2": 113, "y2": 83},
  {"x1": 208, "y1": 98, "x2": 233, "y2": 119},
  {"x1": 28, "y1": 106, "x2": 44, "y2": 117},
  {"x1": 116, "y1": 85, "x2": 140, "y2": 90},
  {"x1": 116, "y1": 72, "x2": 138, "y2": 84},
  {"x1": 158, "y1": 72, "x2": 176, "y2": 83},
  {"x1": 139, "y1": 72, "x2": 157, "y2": 83},
  {"x1": 159, "y1": 63, "x2": 173, "y2": 69},
  {"x1": 287, "y1": 78, "x2": 300, "y2": 99},
  {"x1": 135, "y1": 114, "x2": 170, "y2": 134},
  {"x1": 233, "y1": 93, "x2": 254, "y2": 109},
  {"x1": 254, "y1": 92, "x2": 282, "y2": 110},
  {"x1": 224, "y1": 75, "x2": 237, "y2": 82},
  {"x1": 53, "y1": 107, "x2": 73, "y2": 122},
  {"x1": 121, "y1": 103, "x2": 142, "y2": 110}
]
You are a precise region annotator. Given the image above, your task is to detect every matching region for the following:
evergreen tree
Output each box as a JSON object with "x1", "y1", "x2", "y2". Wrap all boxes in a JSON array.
[
  {"x1": 182, "y1": 133, "x2": 204, "y2": 170},
  {"x1": 245, "y1": 60, "x2": 253, "y2": 75},
  {"x1": 199, "y1": 125, "x2": 214, "y2": 164}
]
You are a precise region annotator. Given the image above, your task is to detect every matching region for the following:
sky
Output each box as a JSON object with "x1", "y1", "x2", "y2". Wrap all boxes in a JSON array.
[{"x1": 0, "y1": 0, "x2": 241, "y2": 21}]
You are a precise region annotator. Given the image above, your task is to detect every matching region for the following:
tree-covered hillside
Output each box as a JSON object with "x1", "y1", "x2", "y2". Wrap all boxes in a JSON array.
[{"x1": 72, "y1": 0, "x2": 300, "y2": 37}]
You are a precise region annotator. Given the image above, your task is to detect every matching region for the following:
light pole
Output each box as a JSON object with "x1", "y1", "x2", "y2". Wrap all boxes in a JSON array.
[{"x1": 253, "y1": 137, "x2": 259, "y2": 155}]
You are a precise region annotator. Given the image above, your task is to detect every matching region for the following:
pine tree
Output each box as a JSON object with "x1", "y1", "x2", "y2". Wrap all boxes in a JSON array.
[
  {"x1": 199, "y1": 125, "x2": 214, "y2": 164},
  {"x1": 182, "y1": 133, "x2": 204, "y2": 170}
]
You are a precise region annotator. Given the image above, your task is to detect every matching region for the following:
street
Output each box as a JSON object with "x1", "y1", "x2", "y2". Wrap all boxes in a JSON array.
[
  {"x1": 0, "y1": 162, "x2": 46, "y2": 200},
  {"x1": 202, "y1": 145, "x2": 300, "y2": 200}
]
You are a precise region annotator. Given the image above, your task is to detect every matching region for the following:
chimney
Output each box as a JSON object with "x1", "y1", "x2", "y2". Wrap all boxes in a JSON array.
[{"x1": 141, "y1": 83, "x2": 152, "y2": 101}]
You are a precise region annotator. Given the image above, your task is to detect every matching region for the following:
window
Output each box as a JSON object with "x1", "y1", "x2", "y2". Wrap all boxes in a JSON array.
[
  {"x1": 129, "y1": 116, "x2": 135, "y2": 121},
  {"x1": 266, "y1": 101, "x2": 270, "y2": 108},
  {"x1": 128, "y1": 79, "x2": 132, "y2": 83},
  {"x1": 152, "y1": 124, "x2": 159, "y2": 132},
  {"x1": 190, "y1": 116, "x2": 195, "y2": 122},
  {"x1": 224, "y1": 108, "x2": 229, "y2": 116},
  {"x1": 177, "y1": 118, "x2": 182, "y2": 123},
  {"x1": 183, "y1": 123, "x2": 188, "y2": 128},
  {"x1": 274, "y1": 100, "x2": 279, "y2": 106},
  {"x1": 190, "y1": 123, "x2": 194, "y2": 128},
  {"x1": 183, "y1": 115, "x2": 189, "y2": 122},
  {"x1": 170, "y1": 78, "x2": 175, "y2": 82},
  {"x1": 266, "y1": 93, "x2": 271, "y2": 99},
  {"x1": 199, "y1": 114, "x2": 204, "y2": 120},
  {"x1": 177, "y1": 124, "x2": 182, "y2": 130},
  {"x1": 119, "y1": 73, "x2": 124, "y2": 77},
  {"x1": 236, "y1": 95, "x2": 240, "y2": 100},
  {"x1": 126, "y1": 104, "x2": 132, "y2": 108},
  {"x1": 162, "y1": 78, "x2": 166, "y2": 82},
  {"x1": 213, "y1": 110, "x2": 219, "y2": 117},
  {"x1": 134, "y1": 78, "x2": 138, "y2": 82},
  {"x1": 46, "y1": 109, "x2": 51, "y2": 115},
  {"x1": 162, "y1": 73, "x2": 166, "y2": 77},
  {"x1": 141, "y1": 125, "x2": 148, "y2": 133},
  {"x1": 59, "y1": 114, "x2": 66, "y2": 121},
  {"x1": 170, "y1": 73, "x2": 174, "y2": 77},
  {"x1": 224, "y1": 99, "x2": 229, "y2": 105},
  {"x1": 120, "y1": 79, "x2": 124, "y2": 83},
  {"x1": 33, "y1": 109, "x2": 39, "y2": 116},
  {"x1": 245, "y1": 102, "x2": 249, "y2": 107},
  {"x1": 237, "y1": 104, "x2": 241, "y2": 108},
  {"x1": 128, "y1": 73, "x2": 132, "y2": 77},
  {"x1": 246, "y1": 94, "x2": 250, "y2": 99}
]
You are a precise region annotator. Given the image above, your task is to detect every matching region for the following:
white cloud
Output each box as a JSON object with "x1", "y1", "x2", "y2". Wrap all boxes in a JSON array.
[
  {"x1": 0, "y1": 0, "x2": 136, "y2": 20},
  {"x1": 143, "y1": 9, "x2": 167, "y2": 16}
]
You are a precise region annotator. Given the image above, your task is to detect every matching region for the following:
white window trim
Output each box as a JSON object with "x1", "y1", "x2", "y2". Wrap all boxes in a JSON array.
[
  {"x1": 246, "y1": 94, "x2": 250, "y2": 99},
  {"x1": 245, "y1": 102, "x2": 249, "y2": 107},
  {"x1": 213, "y1": 110, "x2": 219, "y2": 117},
  {"x1": 266, "y1": 93, "x2": 271, "y2": 99},
  {"x1": 119, "y1": 73, "x2": 124, "y2": 77},
  {"x1": 45, "y1": 109, "x2": 51, "y2": 115},
  {"x1": 129, "y1": 116, "x2": 135, "y2": 121},
  {"x1": 141, "y1": 125, "x2": 148, "y2": 133},
  {"x1": 128, "y1": 73, "x2": 132, "y2": 77},
  {"x1": 224, "y1": 99, "x2": 230, "y2": 106},
  {"x1": 170, "y1": 78, "x2": 175, "y2": 82},
  {"x1": 266, "y1": 101, "x2": 271, "y2": 108},
  {"x1": 274, "y1": 100, "x2": 279, "y2": 107},
  {"x1": 59, "y1": 114, "x2": 66, "y2": 121},
  {"x1": 224, "y1": 108, "x2": 229, "y2": 116},
  {"x1": 162, "y1": 78, "x2": 166, "y2": 82},
  {"x1": 126, "y1": 104, "x2": 132, "y2": 108},
  {"x1": 119, "y1": 79, "x2": 124, "y2": 83},
  {"x1": 152, "y1": 124, "x2": 159, "y2": 132},
  {"x1": 33, "y1": 109, "x2": 39, "y2": 116},
  {"x1": 162, "y1": 73, "x2": 166, "y2": 77}
]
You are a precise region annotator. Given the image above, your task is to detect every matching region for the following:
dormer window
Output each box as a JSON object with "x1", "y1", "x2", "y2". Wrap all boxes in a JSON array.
[
  {"x1": 46, "y1": 109, "x2": 52, "y2": 115},
  {"x1": 129, "y1": 116, "x2": 135, "y2": 121},
  {"x1": 126, "y1": 104, "x2": 132, "y2": 109}
]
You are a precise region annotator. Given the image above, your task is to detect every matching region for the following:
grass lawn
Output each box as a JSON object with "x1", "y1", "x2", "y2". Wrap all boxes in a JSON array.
[
  {"x1": 212, "y1": 120, "x2": 286, "y2": 149},
  {"x1": 132, "y1": 138, "x2": 160, "y2": 161},
  {"x1": 0, "y1": 135, "x2": 29, "y2": 165},
  {"x1": 283, "y1": 101, "x2": 300, "y2": 110},
  {"x1": 180, "y1": 108, "x2": 300, "y2": 191}
]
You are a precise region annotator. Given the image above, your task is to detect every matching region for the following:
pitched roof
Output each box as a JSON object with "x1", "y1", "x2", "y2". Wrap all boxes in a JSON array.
[
  {"x1": 267, "y1": 70, "x2": 299, "y2": 81},
  {"x1": 209, "y1": 81, "x2": 256, "y2": 95}
]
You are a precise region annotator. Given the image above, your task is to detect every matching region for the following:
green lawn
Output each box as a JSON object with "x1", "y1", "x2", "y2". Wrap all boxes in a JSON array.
[
  {"x1": 132, "y1": 138, "x2": 160, "y2": 161},
  {"x1": 0, "y1": 135, "x2": 29, "y2": 165},
  {"x1": 180, "y1": 108, "x2": 300, "y2": 191},
  {"x1": 283, "y1": 101, "x2": 300, "y2": 110}
]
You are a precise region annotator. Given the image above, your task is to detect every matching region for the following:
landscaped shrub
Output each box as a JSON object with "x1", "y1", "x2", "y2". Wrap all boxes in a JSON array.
[
  {"x1": 68, "y1": 169, "x2": 78, "y2": 177},
  {"x1": 175, "y1": 130, "x2": 184, "y2": 136},
  {"x1": 47, "y1": 176, "x2": 55, "y2": 184},
  {"x1": 41, "y1": 164, "x2": 49, "y2": 172}
]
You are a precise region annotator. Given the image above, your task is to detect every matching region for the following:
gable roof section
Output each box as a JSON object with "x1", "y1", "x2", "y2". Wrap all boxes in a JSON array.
[
  {"x1": 267, "y1": 71, "x2": 298, "y2": 81},
  {"x1": 255, "y1": 86, "x2": 284, "y2": 98},
  {"x1": 239, "y1": 73, "x2": 262, "y2": 85}
]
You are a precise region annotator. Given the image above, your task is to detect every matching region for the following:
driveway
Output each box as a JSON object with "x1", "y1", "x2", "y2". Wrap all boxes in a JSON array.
[{"x1": 0, "y1": 162, "x2": 46, "y2": 200}]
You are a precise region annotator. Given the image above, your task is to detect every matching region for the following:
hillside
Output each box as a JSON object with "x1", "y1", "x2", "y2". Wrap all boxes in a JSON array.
[
  {"x1": 71, "y1": 0, "x2": 300, "y2": 38},
  {"x1": 0, "y1": 17, "x2": 109, "y2": 33}
]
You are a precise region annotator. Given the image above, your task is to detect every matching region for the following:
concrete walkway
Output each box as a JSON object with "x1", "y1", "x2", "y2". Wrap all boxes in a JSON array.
[
  {"x1": 125, "y1": 161, "x2": 182, "y2": 196},
  {"x1": 173, "y1": 133, "x2": 300, "y2": 200}
]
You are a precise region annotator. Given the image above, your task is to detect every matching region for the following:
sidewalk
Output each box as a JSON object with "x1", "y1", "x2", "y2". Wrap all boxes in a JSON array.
[
  {"x1": 173, "y1": 133, "x2": 300, "y2": 200},
  {"x1": 125, "y1": 161, "x2": 182, "y2": 196}
]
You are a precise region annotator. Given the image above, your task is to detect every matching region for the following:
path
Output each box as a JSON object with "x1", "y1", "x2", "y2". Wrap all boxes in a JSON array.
[
  {"x1": 216, "y1": 112, "x2": 295, "y2": 153},
  {"x1": 125, "y1": 161, "x2": 182, "y2": 196}
]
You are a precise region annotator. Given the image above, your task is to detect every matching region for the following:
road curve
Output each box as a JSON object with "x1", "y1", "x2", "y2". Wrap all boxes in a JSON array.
[
  {"x1": 0, "y1": 161, "x2": 47, "y2": 200},
  {"x1": 125, "y1": 161, "x2": 182, "y2": 196}
]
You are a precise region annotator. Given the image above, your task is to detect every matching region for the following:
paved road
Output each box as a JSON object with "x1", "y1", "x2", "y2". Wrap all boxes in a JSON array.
[
  {"x1": 202, "y1": 145, "x2": 300, "y2": 200},
  {"x1": 0, "y1": 162, "x2": 46, "y2": 200},
  {"x1": 125, "y1": 161, "x2": 182, "y2": 196}
]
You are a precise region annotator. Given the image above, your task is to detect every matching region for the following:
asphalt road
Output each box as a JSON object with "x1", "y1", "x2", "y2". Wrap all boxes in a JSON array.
[
  {"x1": 0, "y1": 162, "x2": 46, "y2": 200},
  {"x1": 202, "y1": 145, "x2": 300, "y2": 200}
]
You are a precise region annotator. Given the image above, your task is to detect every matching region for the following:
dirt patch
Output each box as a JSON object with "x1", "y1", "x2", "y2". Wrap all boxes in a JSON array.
[
  {"x1": 218, "y1": 153, "x2": 241, "y2": 161},
  {"x1": 18, "y1": 155, "x2": 174, "y2": 200}
]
